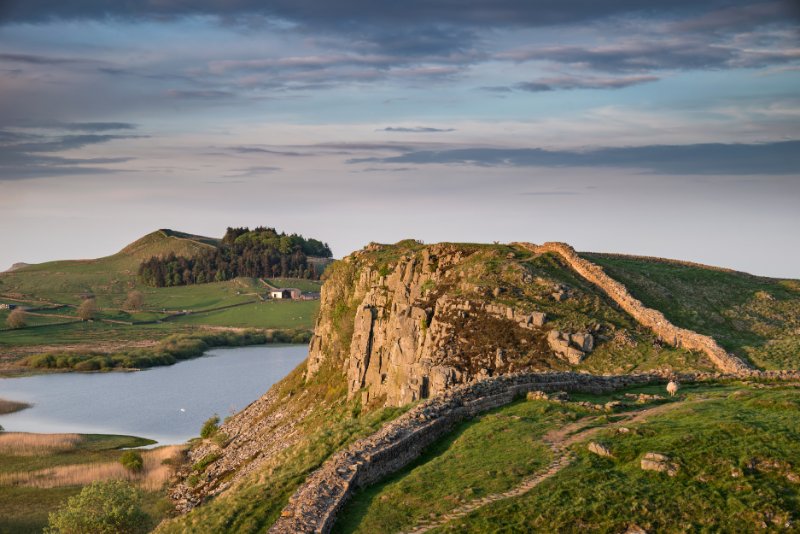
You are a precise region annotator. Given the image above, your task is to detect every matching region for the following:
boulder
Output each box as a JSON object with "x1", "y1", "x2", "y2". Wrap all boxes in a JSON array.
[
  {"x1": 641, "y1": 452, "x2": 679, "y2": 476},
  {"x1": 570, "y1": 333, "x2": 594, "y2": 352},
  {"x1": 587, "y1": 442, "x2": 614, "y2": 458}
]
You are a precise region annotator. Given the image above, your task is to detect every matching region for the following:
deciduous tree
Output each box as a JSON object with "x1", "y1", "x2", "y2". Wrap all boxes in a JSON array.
[
  {"x1": 6, "y1": 308, "x2": 26, "y2": 329},
  {"x1": 77, "y1": 299, "x2": 96, "y2": 321}
]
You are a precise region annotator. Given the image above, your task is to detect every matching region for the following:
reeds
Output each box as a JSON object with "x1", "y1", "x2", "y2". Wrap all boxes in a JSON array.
[
  {"x1": 0, "y1": 432, "x2": 82, "y2": 455},
  {"x1": 0, "y1": 444, "x2": 184, "y2": 491}
]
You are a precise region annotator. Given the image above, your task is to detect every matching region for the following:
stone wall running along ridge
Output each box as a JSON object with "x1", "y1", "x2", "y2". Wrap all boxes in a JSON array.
[
  {"x1": 269, "y1": 371, "x2": 663, "y2": 534},
  {"x1": 515, "y1": 242, "x2": 751, "y2": 374}
]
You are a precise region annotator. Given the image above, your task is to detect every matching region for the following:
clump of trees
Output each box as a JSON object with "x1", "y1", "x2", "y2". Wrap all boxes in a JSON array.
[
  {"x1": 137, "y1": 226, "x2": 331, "y2": 287},
  {"x1": 46, "y1": 480, "x2": 149, "y2": 534},
  {"x1": 6, "y1": 309, "x2": 27, "y2": 329},
  {"x1": 77, "y1": 298, "x2": 96, "y2": 321}
]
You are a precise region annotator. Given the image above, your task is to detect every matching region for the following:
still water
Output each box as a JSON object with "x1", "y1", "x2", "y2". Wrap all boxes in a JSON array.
[{"x1": 0, "y1": 345, "x2": 306, "y2": 445}]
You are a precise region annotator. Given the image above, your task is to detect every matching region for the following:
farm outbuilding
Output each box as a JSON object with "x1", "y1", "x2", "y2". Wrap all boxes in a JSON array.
[{"x1": 270, "y1": 288, "x2": 302, "y2": 300}]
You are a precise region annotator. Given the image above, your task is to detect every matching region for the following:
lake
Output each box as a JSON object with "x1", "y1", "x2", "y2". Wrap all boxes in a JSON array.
[{"x1": 0, "y1": 345, "x2": 306, "y2": 445}]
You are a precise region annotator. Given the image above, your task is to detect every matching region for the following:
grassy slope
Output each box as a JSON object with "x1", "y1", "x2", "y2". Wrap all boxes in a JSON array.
[
  {"x1": 334, "y1": 400, "x2": 585, "y2": 534},
  {"x1": 584, "y1": 254, "x2": 800, "y2": 370},
  {"x1": 0, "y1": 434, "x2": 167, "y2": 534},
  {"x1": 435, "y1": 385, "x2": 800, "y2": 533}
]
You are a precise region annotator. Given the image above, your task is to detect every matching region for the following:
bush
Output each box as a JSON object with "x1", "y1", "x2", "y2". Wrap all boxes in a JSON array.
[
  {"x1": 120, "y1": 450, "x2": 144, "y2": 472},
  {"x1": 123, "y1": 290, "x2": 144, "y2": 310},
  {"x1": 46, "y1": 480, "x2": 148, "y2": 534},
  {"x1": 6, "y1": 309, "x2": 27, "y2": 329},
  {"x1": 77, "y1": 298, "x2": 97, "y2": 321},
  {"x1": 200, "y1": 415, "x2": 220, "y2": 439}
]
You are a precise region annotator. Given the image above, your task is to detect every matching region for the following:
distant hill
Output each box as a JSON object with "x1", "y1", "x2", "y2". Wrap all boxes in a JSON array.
[
  {"x1": 4, "y1": 262, "x2": 30, "y2": 272},
  {"x1": 0, "y1": 229, "x2": 226, "y2": 304}
]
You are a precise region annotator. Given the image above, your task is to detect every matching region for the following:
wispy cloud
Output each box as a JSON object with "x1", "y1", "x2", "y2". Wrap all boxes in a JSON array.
[
  {"x1": 515, "y1": 75, "x2": 659, "y2": 91},
  {"x1": 350, "y1": 141, "x2": 800, "y2": 175},
  {"x1": 380, "y1": 126, "x2": 455, "y2": 133},
  {"x1": 0, "y1": 129, "x2": 138, "y2": 180}
]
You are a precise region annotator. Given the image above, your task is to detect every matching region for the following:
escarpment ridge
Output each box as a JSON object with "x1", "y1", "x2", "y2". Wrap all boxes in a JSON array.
[
  {"x1": 166, "y1": 239, "x2": 796, "y2": 532},
  {"x1": 305, "y1": 240, "x2": 749, "y2": 410}
]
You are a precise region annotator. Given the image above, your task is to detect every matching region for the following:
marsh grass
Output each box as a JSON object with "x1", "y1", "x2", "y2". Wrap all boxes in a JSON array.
[
  {"x1": 0, "y1": 433, "x2": 82, "y2": 455},
  {"x1": 0, "y1": 433, "x2": 174, "y2": 534},
  {"x1": 0, "y1": 445, "x2": 182, "y2": 490}
]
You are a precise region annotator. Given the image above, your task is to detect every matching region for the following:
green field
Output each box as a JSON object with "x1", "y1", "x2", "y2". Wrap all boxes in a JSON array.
[
  {"x1": 584, "y1": 254, "x2": 800, "y2": 369},
  {"x1": 170, "y1": 301, "x2": 319, "y2": 329},
  {"x1": 0, "y1": 433, "x2": 173, "y2": 534}
]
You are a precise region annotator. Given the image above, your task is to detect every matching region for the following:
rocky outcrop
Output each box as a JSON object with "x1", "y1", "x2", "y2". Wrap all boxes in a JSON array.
[
  {"x1": 270, "y1": 371, "x2": 662, "y2": 534},
  {"x1": 306, "y1": 244, "x2": 559, "y2": 407},
  {"x1": 547, "y1": 330, "x2": 594, "y2": 364},
  {"x1": 516, "y1": 242, "x2": 751, "y2": 374}
]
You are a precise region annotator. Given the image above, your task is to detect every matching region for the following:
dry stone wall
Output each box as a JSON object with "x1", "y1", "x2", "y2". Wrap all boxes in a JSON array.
[
  {"x1": 516, "y1": 242, "x2": 751, "y2": 374},
  {"x1": 270, "y1": 371, "x2": 661, "y2": 534}
]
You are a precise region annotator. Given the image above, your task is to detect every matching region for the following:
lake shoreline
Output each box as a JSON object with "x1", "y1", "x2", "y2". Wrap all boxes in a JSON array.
[
  {"x1": 0, "y1": 344, "x2": 306, "y2": 444},
  {"x1": 0, "y1": 329, "x2": 311, "y2": 378}
]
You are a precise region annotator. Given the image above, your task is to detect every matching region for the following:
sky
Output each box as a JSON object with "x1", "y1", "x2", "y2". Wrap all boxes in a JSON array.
[{"x1": 0, "y1": 1, "x2": 798, "y2": 277}]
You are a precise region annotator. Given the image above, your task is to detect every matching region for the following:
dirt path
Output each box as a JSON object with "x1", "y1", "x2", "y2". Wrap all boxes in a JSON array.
[{"x1": 403, "y1": 398, "x2": 701, "y2": 534}]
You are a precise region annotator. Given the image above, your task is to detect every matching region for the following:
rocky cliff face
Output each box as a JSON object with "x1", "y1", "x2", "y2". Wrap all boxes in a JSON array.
[{"x1": 305, "y1": 241, "x2": 698, "y2": 408}]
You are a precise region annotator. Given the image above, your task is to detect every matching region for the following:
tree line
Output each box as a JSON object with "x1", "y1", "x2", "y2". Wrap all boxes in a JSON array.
[{"x1": 137, "y1": 227, "x2": 332, "y2": 287}]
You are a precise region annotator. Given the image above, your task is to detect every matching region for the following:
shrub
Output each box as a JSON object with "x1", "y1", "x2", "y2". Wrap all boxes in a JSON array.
[
  {"x1": 120, "y1": 450, "x2": 144, "y2": 472},
  {"x1": 123, "y1": 290, "x2": 144, "y2": 310},
  {"x1": 77, "y1": 298, "x2": 97, "y2": 321},
  {"x1": 192, "y1": 452, "x2": 221, "y2": 473},
  {"x1": 6, "y1": 309, "x2": 27, "y2": 329},
  {"x1": 46, "y1": 480, "x2": 148, "y2": 534},
  {"x1": 200, "y1": 415, "x2": 220, "y2": 439}
]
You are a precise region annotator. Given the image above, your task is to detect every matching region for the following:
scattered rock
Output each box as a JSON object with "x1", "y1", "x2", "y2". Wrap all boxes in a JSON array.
[
  {"x1": 624, "y1": 393, "x2": 665, "y2": 404},
  {"x1": 588, "y1": 442, "x2": 614, "y2": 458},
  {"x1": 625, "y1": 525, "x2": 648, "y2": 534},
  {"x1": 641, "y1": 453, "x2": 679, "y2": 476},
  {"x1": 604, "y1": 401, "x2": 624, "y2": 412}
]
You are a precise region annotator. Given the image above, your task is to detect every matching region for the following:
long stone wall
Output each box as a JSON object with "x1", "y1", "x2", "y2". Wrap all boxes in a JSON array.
[
  {"x1": 269, "y1": 371, "x2": 662, "y2": 534},
  {"x1": 515, "y1": 242, "x2": 751, "y2": 374}
]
